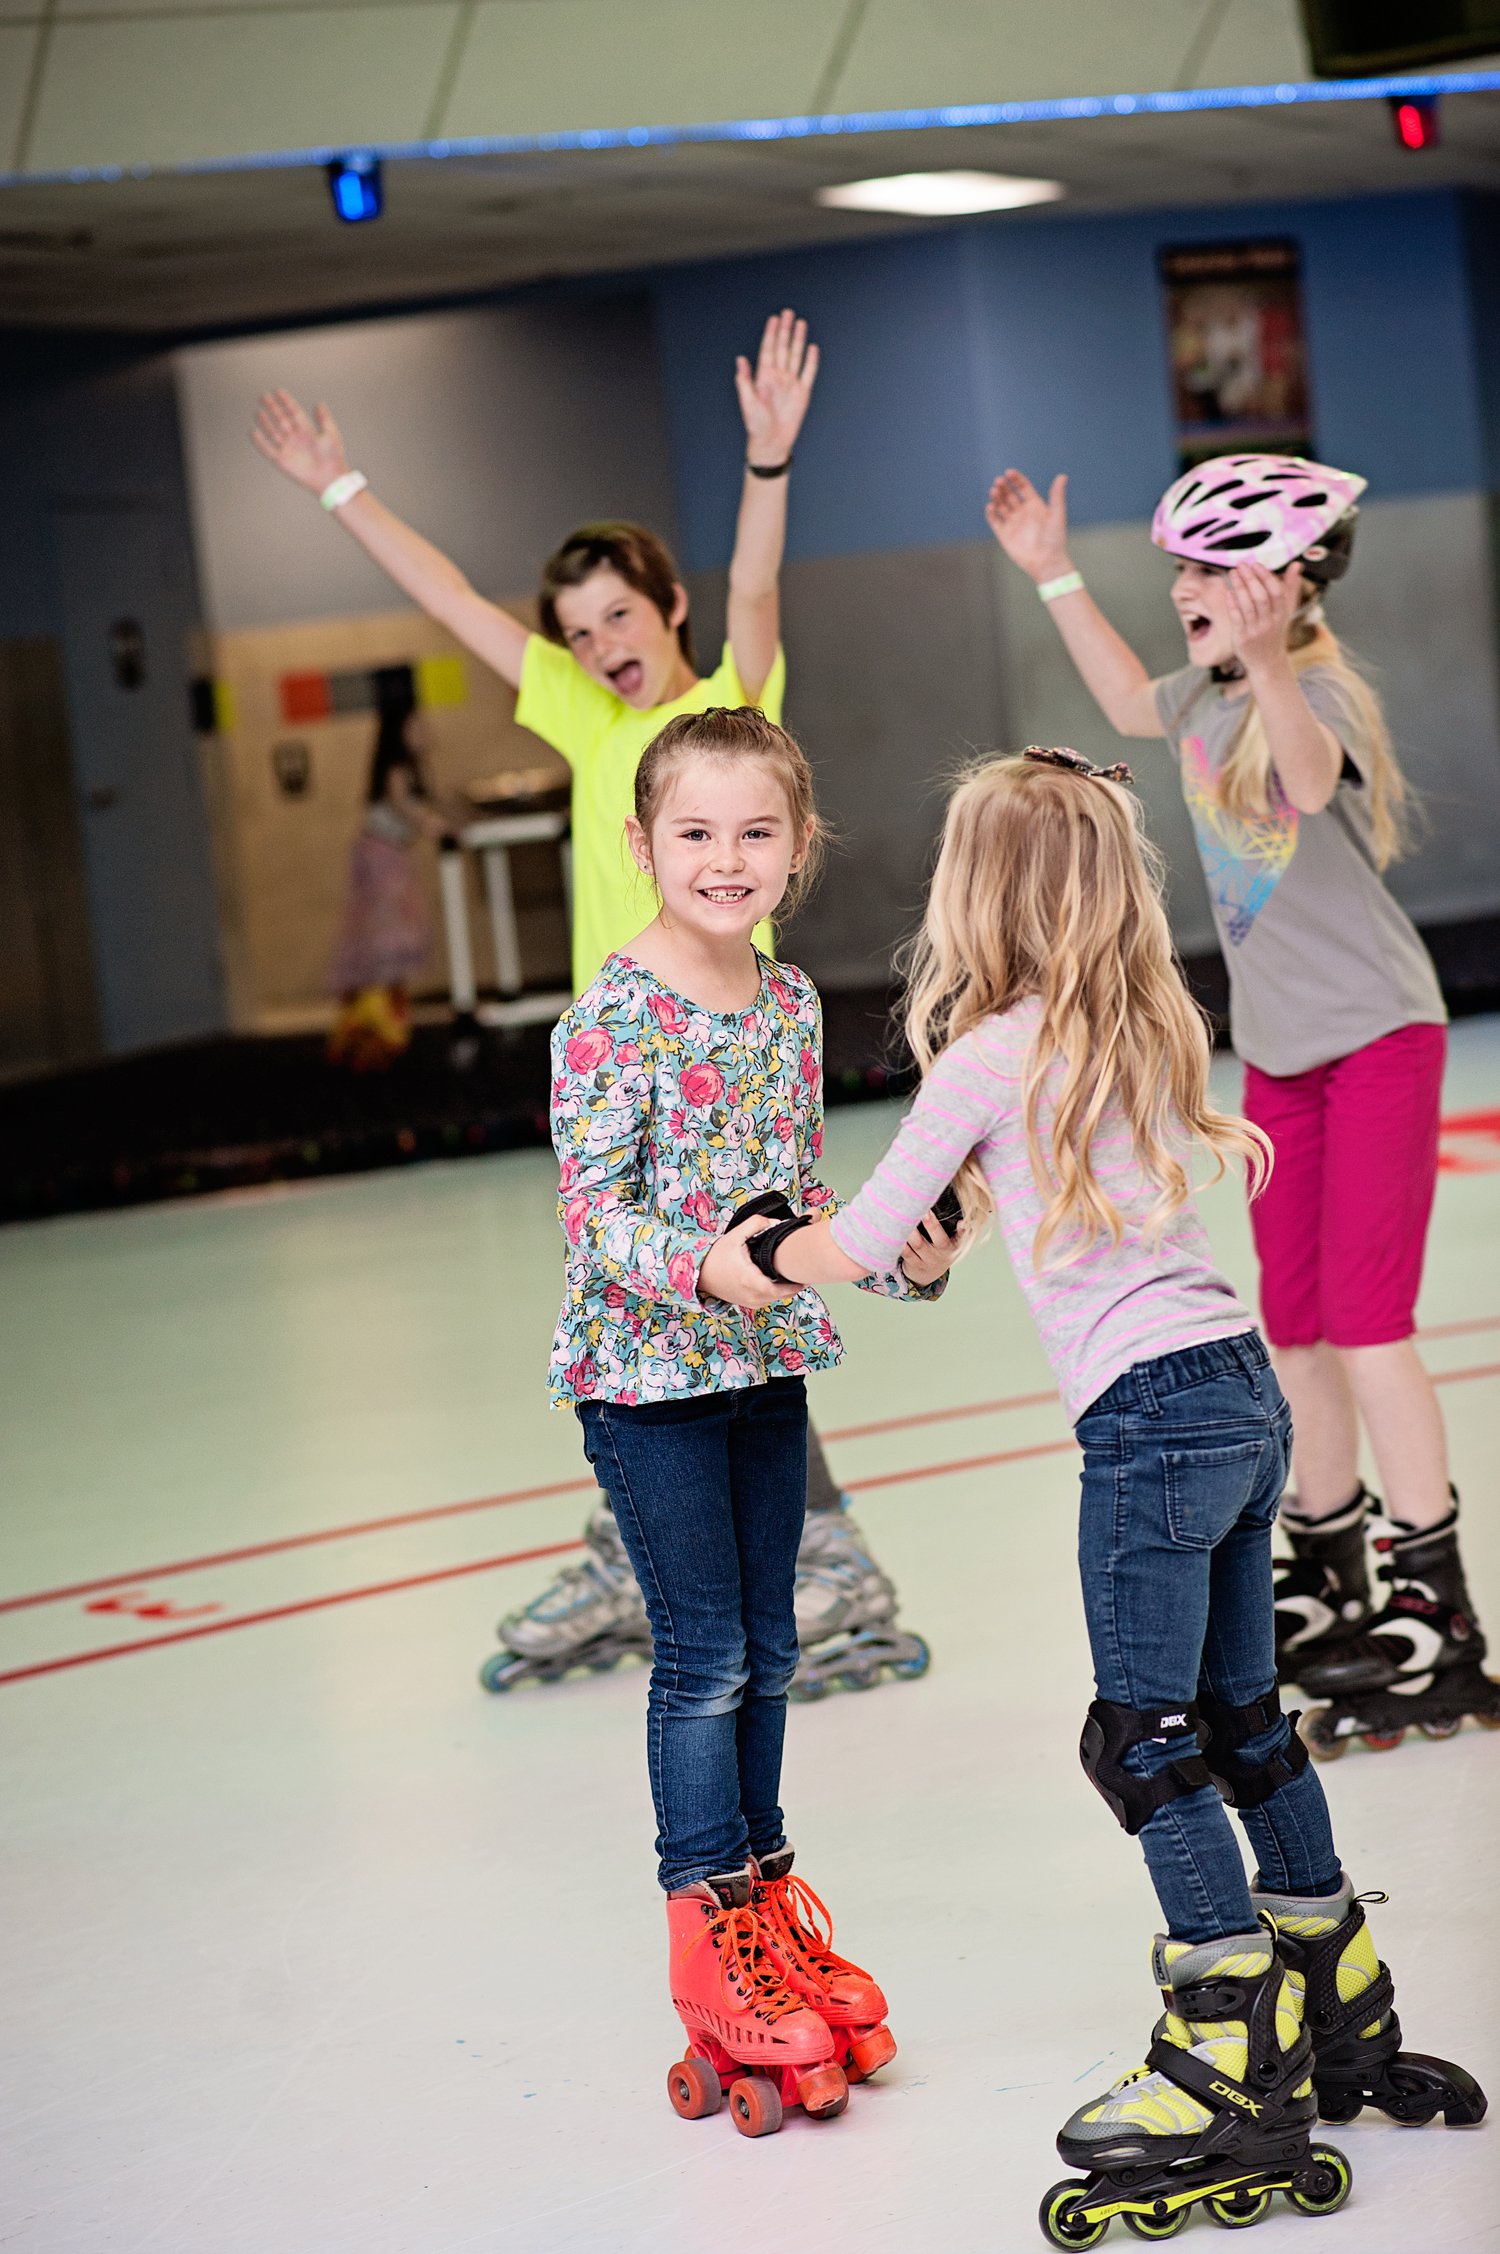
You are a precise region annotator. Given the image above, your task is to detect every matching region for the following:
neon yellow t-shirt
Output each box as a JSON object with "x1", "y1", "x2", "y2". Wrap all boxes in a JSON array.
[{"x1": 514, "y1": 636, "x2": 786, "y2": 993}]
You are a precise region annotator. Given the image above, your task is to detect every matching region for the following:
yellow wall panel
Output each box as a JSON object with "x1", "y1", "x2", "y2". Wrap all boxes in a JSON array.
[{"x1": 203, "y1": 601, "x2": 567, "y2": 1026}]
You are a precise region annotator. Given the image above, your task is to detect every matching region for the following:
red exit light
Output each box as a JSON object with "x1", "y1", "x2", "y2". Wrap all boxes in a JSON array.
[{"x1": 1389, "y1": 95, "x2": 1442, "y2": 150}]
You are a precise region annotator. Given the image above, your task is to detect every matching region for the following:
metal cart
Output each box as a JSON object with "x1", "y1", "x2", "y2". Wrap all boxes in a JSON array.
[{"x1": 437, "y1": 808, "x2": 572, "y2": 1029}]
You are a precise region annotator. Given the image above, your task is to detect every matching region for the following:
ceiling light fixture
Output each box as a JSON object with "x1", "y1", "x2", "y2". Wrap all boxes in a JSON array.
[{"x1": 817, "y1": 169, "x2": 1065, "y2": 216}]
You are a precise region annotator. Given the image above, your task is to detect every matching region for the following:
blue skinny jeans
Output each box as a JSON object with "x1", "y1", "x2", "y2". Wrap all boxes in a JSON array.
[
  {"x1": 577, "y1": 1377, "x2": 806, "y2": 1892},
  {"x1": 1076, "y1": 1332, "x2": 1343, "y2": 1943}
]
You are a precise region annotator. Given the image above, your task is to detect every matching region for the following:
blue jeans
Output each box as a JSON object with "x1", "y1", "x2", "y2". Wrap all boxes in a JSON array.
[
  {"x1": 1077, "y1": 1333, "x2": 1342, "y2": 1943},
  {"x1": 577, "y1": 1378, "x2": 807, "y2": 1892}
]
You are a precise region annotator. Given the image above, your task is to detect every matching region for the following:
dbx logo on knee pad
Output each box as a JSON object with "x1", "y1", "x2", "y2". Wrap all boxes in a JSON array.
[{"x1": 1079, "y1": 1699, "x2": 1213, "y2": 1835}]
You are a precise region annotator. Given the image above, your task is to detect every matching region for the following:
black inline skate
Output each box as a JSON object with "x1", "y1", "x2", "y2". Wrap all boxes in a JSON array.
[
  {"x1": 1273, "y1": 1485, "x2": 1374, "y2": 1688},
  {"x1": 1298, "y1": 1499, "x2": 1500, "y2": 1758},
  {"x1": 1040, "y1": 1928, "x2": 1352, "y2": 2245},
  {"x1": 1250, "y1": 1875, "x2": 1487, "y2": 2128}
]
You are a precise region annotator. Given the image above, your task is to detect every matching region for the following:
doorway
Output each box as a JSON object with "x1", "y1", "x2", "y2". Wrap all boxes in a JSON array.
[{"x1": 49, "y1": 500, "x2": 224, "y2": 1053}]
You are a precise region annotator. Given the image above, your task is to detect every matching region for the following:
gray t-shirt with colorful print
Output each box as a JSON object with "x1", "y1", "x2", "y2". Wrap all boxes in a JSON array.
[{"x1": 1154, "y1": 663, "x2": 1445, "y2": 1078}]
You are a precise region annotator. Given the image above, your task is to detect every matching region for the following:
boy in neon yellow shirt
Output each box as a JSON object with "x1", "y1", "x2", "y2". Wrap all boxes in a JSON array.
[
  {"x1": 515, "y1": 626, "x2": 784, "y2": 989},
  {"x1": 254, "y1": 309, "x2": 809, "y2": 993},
  {"x1": 253, "y1": 311, "x2": 929, "y2": 1698}
]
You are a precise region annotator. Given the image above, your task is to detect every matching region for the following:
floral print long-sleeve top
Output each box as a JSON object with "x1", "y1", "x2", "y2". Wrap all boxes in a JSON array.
[{"x1": 548, "y1": 952, "x2": 941, "y2": 1407}]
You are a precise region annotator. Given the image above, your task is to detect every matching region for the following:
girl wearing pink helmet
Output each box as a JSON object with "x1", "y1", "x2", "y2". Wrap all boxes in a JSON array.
[{"x1": 987, "y1": 453, "x2": 1497, "y2": 1760}]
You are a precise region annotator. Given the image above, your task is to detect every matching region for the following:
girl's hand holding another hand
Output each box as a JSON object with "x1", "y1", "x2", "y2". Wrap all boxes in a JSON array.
[
  {"x1": 735, "y1": 309, "x2": 820, "y2": 468},
  {"x1": 899, "y1": 1210, "x2": 963, "y2": 1289},
  {"x1": 698, "y1": 1211, "x2": 800, "y2": 1311},
  {"x1": 985, "y1": 468, "x2": 1072, "y2": 583},
  {"x1": 1225, "y1": 559, "x2": 1303, "y2": 676},
  {"x1": 251, "y1": 390, "x2": 351, "y2": 494}
]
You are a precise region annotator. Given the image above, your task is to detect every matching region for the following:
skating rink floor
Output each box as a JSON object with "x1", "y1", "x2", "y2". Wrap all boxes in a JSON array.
[{"x1": 4, "y1": 1019, "x2": 1499, "y2": 2254}]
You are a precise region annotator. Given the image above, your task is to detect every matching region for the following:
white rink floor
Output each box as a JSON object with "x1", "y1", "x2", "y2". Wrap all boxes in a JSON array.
[{"x1": 3, "y1": 1020, "x2": 1499, "y2": 2254}]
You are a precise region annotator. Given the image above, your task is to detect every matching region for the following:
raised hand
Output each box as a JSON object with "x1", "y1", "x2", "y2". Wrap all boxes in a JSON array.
[
  {"x1": 985, "y1": 468, "x2": 1072, "y2": 583},
  {"x1": 1225, "y1": 559, "x2": 1302, "y2": 674},
  {"x1": 735, "y1": 309, "x2": 820, "y2": 468},
  {"x1": 250, "y1": 389, "x2": 350, "y2": 494}
]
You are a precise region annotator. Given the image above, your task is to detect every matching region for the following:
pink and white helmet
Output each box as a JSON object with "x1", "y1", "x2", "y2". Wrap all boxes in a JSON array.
[{"x1": 1152, "y1": 455, "x2": 1367, "y2": 579}]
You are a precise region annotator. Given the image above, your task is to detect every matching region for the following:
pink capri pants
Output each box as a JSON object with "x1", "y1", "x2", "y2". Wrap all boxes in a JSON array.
[{"x1": 1241, "y1": 1021, "x2": 1446, "y2": 1350}]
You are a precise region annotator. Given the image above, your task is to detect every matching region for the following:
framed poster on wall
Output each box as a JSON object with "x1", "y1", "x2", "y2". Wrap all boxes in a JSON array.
[{"x1": 1159, "y1": 240, "x2": 1313, "y2": 472}]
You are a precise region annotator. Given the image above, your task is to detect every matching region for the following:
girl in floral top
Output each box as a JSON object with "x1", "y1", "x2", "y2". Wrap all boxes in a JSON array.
[{"x1": 550, "y1": 705, "x2": 954, "y2": 2127}]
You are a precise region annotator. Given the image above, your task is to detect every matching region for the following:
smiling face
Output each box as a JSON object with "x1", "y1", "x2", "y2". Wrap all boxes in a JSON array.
[
  {"x1": 627, "y1": 756, "x2": 810, "y2": 947},
  {"x1": 551, "y1": 566, "x2": 692, "y2": 710}
]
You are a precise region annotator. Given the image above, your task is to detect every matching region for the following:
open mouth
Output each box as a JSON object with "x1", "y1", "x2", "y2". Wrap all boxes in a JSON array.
[
  {"x1": 699, "y1": 886, "x2": 752, "y2": 906},
  {"x1": 1182, "y1": 611, "x2": 1213, "y2": 643},
  {"x1": 607, "y1": 659, "x2": 644, "y2": 698}
]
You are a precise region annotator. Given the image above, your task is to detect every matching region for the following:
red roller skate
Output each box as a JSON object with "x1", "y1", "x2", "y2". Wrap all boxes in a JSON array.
[
  {"x1": 665, "y1": 1869, "x2": 849, "y2": 2137},
  {"x1": 751, "y1": 1847, "x2": 898, "y2": 2084}
]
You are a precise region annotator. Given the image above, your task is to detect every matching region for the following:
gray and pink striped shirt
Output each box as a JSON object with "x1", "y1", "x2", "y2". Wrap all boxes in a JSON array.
[{"x1": 829, "y1": 997, "x2": 1254, "y2": 1421}]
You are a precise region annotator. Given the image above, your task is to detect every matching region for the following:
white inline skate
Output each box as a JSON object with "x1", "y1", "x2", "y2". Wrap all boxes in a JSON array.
[
  {"x1": 479, "y1": 1495, "x2": 931, "y2": 1697},
  {"x1": 789, "y1": 1499, "x2": 931, "y2": 1699},
  {"x1": 478, "y1": 1495, "x2": 652, "y2": 1691}
]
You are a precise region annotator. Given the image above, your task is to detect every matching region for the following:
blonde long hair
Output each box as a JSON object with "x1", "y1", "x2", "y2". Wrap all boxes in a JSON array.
[
  {"x1": 1217, "y1": 600, "x2": 1406, "y2": 867},
  {"x1": 904, "y1": 756, "x2": 1271, "y2": 1266}
]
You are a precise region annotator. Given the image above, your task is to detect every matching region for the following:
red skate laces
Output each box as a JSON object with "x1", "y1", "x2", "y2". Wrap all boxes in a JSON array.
[
  {"x1": 759, "y1": 1872, "x2": 874, "y2": 1986},
  {"x1": 680, "y1": 1903, "x2": 808, "y2": 2023}
]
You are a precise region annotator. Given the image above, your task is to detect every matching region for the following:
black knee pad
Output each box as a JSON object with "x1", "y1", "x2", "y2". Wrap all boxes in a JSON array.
[
  {"x1": 1079, "y1": 1699, "x2": 1214, "y2": 1837},
  {"x1": 1198, "y1": 1683, "x2": 1309, "y2": 1808}
]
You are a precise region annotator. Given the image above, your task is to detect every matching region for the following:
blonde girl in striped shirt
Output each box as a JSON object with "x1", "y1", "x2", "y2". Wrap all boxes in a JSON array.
[{"x1": 714, "y1": 747, "x2": 1481, "y2": 2233}]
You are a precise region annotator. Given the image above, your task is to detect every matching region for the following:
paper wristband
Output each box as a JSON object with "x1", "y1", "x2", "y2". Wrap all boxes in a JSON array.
[
  {"x1": 319, "y1": 472, "x2": 369, "y2": 512},
  {"x1": 1037, "y1": 571, "x2": 1085, "y2": 603}
]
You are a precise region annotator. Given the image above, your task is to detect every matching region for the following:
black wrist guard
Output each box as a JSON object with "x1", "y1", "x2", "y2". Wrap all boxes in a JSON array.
[
  {"x1": 916, "y1": 1182, "x2": 964, "y2": 1244},
  {"x1": 729, "y1": 1190, "x2": 797, "y2": 1229},
  {"x1": 746, "y1": 1215, "x2": 812, "y2": 1281}
]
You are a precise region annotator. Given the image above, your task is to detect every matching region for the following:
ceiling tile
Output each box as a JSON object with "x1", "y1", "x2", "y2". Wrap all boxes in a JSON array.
[
  {"x1": 834, "y1": 0, "x2": 1309, "y2": 110},
  {"x1": 443, "y1": 0, "x2": 850, "y2": 138},
  {"x1": 27, "y1": 8, "x2": 462, "y2": 170}
]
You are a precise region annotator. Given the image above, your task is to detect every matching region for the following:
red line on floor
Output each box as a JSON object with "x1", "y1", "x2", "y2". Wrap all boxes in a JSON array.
[
  {"x1": 0, "y1": 1441, "x2": 1086, "y2": 1686},
  {"x1": 5, "y1": 1330, "x2": 1496, "y2": 1622},
  {"x1": 846, "y1": 1436, "x2": 1080, "y2": 1491},
  {"x1": 0, "y1": 1538, "x2": 588, "y2": 1687},
  {"x1": 0, "y1": 1477, "x2": 598, "y2": 1616},
  {"x1": 821, "y1": 1387, "x2": 1061, "y2": 1442},
  {"x1": 10, "y1": 1349, "x2": 1500, "y2": 1688}
]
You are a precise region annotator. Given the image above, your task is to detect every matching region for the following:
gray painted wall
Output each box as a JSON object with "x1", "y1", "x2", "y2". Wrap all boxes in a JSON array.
[
  {"x1": 174, "y1": 294, "x2": 680, "y2": 631},
  {"x1": 0, "y1": 346, "x2": 227, "y2": 1053},
  {"x1": 993, "y1": 494, "x2": 1500, "y2": 941},
  {"x1": 690, "y1": 495, "x2": 1500, "y2": 991},
  {"x1": 688, "y1": 544, "x2": 1008, "y2": 988}
]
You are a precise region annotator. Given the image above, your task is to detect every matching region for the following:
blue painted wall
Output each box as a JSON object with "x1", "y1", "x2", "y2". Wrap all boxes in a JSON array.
[
  {"x1": 1460, "y1": 194, "x2": 1500, "y2": 493},
  {"x1": 656, "y1": 189, "x2": 1490, "y2": 572}
]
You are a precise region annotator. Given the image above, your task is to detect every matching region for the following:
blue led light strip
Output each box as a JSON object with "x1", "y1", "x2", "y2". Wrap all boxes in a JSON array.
[{"x1": 3, "y1": 68, "x2": 1498, "y2": 190}]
